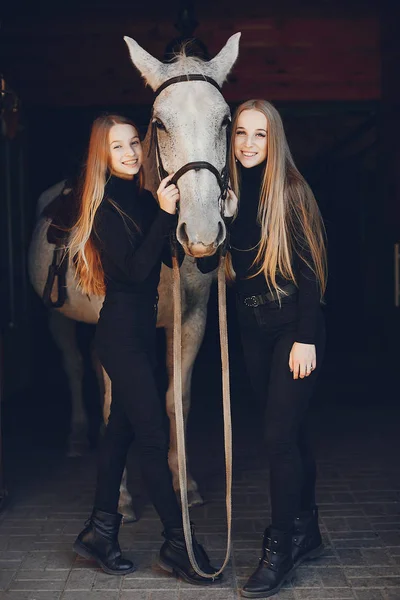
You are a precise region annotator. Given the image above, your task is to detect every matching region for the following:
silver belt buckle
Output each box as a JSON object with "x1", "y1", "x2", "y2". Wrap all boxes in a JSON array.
[{"x1": 244, "y1": 295, "x2": 259, "y2": 307}]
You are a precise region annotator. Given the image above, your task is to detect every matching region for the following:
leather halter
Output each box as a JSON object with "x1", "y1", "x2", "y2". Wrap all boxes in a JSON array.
[
  {"x1": 153, "y1": 74, "x2": 223, "y2": 99},
  {"x1": 149, "y1": 74, "x2": 230, "y2": 206}
]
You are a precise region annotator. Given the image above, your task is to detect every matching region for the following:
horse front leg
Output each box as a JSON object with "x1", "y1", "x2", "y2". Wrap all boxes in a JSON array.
[
  {"x1": 165, "y1": 308, "x2": 207, "y2": 507},
  {"x1": 48, "y1": 310, "x2": 87, "y2": 457},
  {"x1": 97, "y1": 364, "x2": 137, "y2": 523}
]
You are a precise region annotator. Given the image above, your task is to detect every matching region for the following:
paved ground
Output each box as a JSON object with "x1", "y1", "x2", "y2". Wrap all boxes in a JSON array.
[
  {"x1": 1, "y1": 396, "x2": 400, "y2": 600},
  {"x1": 2, "y1": 304, "x2": 400, "y2": 600}
]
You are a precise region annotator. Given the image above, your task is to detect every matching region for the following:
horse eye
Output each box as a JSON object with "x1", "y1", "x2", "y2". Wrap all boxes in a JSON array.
[
  {"x1": 153, "y1": 118, "x2": 166, "y2": 132},
  {"x1": 222, "y1": 116, "x2": 231, "y2": 128}
]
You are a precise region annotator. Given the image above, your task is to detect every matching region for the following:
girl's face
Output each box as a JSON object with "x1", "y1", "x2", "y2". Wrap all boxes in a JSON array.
[
  {"x1": 108, "y1": 124, "x2": 143, "y2": 179},
  {"x1": 234, "y1": 109, "x2": 268, "y2": 168}
]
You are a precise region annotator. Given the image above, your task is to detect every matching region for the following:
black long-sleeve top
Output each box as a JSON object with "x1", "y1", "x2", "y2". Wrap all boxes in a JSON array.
[
  {"x1": 93, "y1": 175, "x2": 176, "y2": 295},
  {"x1": 230, "y1": 163, "x2": 321, "y2": 344}
]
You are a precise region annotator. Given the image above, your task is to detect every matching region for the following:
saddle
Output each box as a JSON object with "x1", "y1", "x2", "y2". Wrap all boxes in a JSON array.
[
  {"x1": 40, "y1": 179, "x2": 215, "y2": 309},
  {"x1": 41, "y1": 179, "x2": 80, "y2": 308}
]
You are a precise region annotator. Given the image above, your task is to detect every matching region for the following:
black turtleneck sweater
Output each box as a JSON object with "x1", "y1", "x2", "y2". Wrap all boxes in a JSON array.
[
  {"x1": 94, "y1": 175, "x2": 176, "y2": 295},
  {"x1": 230, "y1": 162, "x2": 321, "y2": 344},
  {"x1": 230, "y1": 162, "x2": 266, "y2": 293}
]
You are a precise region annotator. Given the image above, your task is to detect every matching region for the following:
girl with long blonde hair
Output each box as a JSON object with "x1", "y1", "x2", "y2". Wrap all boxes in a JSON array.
[
  {"x1": 226, "y1": 101, "x2": 327, "y2": 598},
  {"x1": 69, "y1": 114, "x2": 220, "y2": 584}
]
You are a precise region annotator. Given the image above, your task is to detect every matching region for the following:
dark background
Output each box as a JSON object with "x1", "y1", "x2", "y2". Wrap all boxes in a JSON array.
[{"x1": 1, "y1": 0, "x2": 399, "y2": 503}]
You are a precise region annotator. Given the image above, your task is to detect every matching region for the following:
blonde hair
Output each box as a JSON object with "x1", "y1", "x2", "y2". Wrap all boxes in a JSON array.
[
  {"x1": 68, "y1": 114, "x2": 143, "y2": 296},
  {"x1": 227, "y1": 99, "x2": 327, "y2": 299}
]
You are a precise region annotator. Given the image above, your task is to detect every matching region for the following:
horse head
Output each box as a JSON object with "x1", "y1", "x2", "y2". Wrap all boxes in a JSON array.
[{"x1": 124, "y1": 33, "x2": 240, "y2": 258}]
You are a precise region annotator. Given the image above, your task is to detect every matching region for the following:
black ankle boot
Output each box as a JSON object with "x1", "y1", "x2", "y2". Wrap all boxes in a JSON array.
[
  {"x1": 73, "y1": 509, "x2": 135, "y2": 575},
  {"x1": 241, "y1": 528, "x2": 294, "y2": 598},
  {"x1": 292, "y1": 507, "x2": 323, "y2": 566},
  {"x1": 158, "y1": 525, "x2": 222, "y2": 585}
]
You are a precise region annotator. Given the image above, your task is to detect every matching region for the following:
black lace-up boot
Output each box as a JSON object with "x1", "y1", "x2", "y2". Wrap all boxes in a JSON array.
[
  {"x1": 292, "y1": 507, "x2": 323, "y2": 566},
  {"x1": 241, "y1": 528, "x2": 294, "y2": 598},
  {"x1": 158, "y1": 524, "x2": 222, "y2": 585},
  {"x1": 73, "y1": 509, "x2": 135, "y2": 575}
]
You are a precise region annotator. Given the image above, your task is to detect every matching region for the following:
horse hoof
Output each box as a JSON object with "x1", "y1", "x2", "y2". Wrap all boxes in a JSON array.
[
  {"x1": 187, "y1": 490, "x2": 205, "y2": 508},
  {"x1": 119, "y1": 505, "x2": 138, "y2": 523},
  {"x1": 66, "y1": 449, "x2": 82, "y2": 458},
  {"x1": 66, "y1": 441, "x2": 87, "y2": 458},
  {"x1": 175, "y1": 489, "x2": 205, "y2": 508}
]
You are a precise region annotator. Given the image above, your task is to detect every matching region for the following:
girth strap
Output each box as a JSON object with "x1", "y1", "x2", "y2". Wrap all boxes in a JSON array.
[{"x1": 42, "y1": 245, "x2": 68, "y2": 309}]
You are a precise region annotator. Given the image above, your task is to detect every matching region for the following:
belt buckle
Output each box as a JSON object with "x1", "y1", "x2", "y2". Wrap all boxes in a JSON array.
[{"x1": 244, "y1": 295, "x2": 259, "y2": 308}]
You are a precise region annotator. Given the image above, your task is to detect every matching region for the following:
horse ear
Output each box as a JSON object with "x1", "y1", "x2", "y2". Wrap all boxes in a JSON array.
[
  {"x1": 206, "y1": 32, "x2": 241, "y2": 87},
  {"x1": 124, "y1": 36, "x2": 168, "y2": 91}
]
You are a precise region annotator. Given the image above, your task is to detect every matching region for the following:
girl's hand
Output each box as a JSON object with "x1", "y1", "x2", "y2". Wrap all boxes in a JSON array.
[
  {"x1": 289, "y1": 342, "x2": 316, "y2": 380},
  {"x1": 157, "y1": 174, "x2": 180, "y2": 215},
  {"x1": 224, "y1": 186, "x2": 238, "y2": 218}
]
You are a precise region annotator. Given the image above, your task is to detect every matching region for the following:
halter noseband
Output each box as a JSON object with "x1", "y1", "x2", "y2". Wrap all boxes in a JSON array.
[{"x1": 150, "y1": 74, "x2": 230, "y2": 205}]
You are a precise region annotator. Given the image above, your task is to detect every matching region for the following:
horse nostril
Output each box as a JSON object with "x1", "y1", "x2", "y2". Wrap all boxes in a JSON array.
[
  {"x1": 177, "y1": 222, "x2": 189, "y2": 246},
  {"x1": 215, "y1": 220, "x2": 226, "y2": 247}
]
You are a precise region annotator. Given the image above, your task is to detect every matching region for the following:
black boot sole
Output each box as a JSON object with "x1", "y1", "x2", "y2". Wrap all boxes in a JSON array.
[
  {"x1": 73, "y1": 539, "x2": 136, "y2": 575},
  {"x1": 158, "y1": 557, "x2": 222, "y2": 586},
  {"x1": 294, "y1": 542, "x2": 324, "y2": 568},
  {"x1": 241, "y1": 567, "x2": 296, "y2": 598}
]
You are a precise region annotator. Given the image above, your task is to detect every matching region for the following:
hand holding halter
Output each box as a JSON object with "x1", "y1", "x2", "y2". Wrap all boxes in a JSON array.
[{"x1": 156, "y1": 174, "x2": 180, "y2": 215}]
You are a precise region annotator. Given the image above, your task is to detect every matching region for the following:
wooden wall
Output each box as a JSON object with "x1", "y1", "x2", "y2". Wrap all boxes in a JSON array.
[{"x1": 3, "y1": 15, "x2": 380, "y2": 106}]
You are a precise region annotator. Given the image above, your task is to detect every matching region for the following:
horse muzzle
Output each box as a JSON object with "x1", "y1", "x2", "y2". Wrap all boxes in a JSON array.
[
  {"x1": 177, "y1": 220, "x2": 226, "y2": 258},
  {"x1": 186, "y1": 243, "x2": 218, "y2": 259}
]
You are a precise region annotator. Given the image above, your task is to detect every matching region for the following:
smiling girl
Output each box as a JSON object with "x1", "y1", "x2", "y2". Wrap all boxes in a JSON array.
[
  {"x1": 227, "y1": 101, "x2": 327, "y2": 598},
  {"x1": 68, "y1": 114, "x2": 219, "y2": 584}
]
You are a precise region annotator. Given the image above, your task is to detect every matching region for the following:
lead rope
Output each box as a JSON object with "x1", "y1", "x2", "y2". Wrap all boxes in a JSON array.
[{"x1": 171, "y1": 246, "x2": 232, "y2": 579}]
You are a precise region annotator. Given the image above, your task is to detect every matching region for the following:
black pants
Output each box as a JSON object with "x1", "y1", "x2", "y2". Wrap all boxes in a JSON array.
[
  {"x1": 236, "y1": 294, "x2": 326, "y2": 533},
  {"x1": 94, "y1": 292, "x2": 182, "y2": 530}
]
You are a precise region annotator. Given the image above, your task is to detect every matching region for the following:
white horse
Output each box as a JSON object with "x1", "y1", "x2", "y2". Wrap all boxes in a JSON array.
[{"x1": 28, "y1": 33, "x2": 240, "y2": 520}]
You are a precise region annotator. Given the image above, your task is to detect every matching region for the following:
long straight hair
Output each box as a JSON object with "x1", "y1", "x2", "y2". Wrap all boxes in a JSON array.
[
  {"x1": 68, "y1": 114, "x2": 144, "y2": 296},
  {"x1": 227, "y1": 99, "x2": 327, "y2": 298}
]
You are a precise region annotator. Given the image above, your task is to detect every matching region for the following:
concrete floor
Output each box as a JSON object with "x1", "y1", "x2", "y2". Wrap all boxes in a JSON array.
[{"x1": 1, "y1": 398, "x2": 399, "y2": 600}]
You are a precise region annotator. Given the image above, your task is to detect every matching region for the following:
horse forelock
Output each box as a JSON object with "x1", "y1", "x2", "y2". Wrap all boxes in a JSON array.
[{"x1": 166, "y1": 51, "x2": 208, "y2": 77}]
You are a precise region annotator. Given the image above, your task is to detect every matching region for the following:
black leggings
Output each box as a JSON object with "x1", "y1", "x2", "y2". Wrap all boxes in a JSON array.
[
  {"x1": 94, "y1": 292, "x2": 182, "y2": 530},
  {"x1": 236, "y1": 295, "x2": 326, "y2": 532}
]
